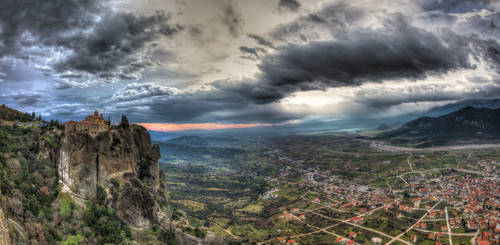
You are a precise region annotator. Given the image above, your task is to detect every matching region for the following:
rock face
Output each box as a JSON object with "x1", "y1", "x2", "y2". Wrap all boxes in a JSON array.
[
  {"x1": 0, "y1": 208, "x2": 10, "y2": 245},
  {"x1": 58, "y1": 124, "x2": 167, "y2": 227}
]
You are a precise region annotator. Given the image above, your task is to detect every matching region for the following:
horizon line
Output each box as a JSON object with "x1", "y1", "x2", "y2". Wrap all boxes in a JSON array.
[{"x1": 137, "y1": 122, "x2": 274, "y2": 132}]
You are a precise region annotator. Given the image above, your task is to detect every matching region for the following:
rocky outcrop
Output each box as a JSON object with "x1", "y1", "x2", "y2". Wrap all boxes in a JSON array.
[
  {"x1": 58, "y1": 124, "x2": 168, "y2": 227},
  {"x1": 0, "y1": 208, "x2": 10, "y2": 245},
  {"x1": 174, "y1": 230, "x2": 223, "y2": 245}
]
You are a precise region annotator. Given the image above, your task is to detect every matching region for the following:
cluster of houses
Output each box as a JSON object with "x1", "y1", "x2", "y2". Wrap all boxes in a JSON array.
[
  {"x1": 265, "y1": 144, "x2": 499, "y2": 244},
  {"x1": 277, "y1": 237, "x2": 297, "y2": 245},
  {"x1": 396, "y1": 161, "x2": 500, "y2": 245}
]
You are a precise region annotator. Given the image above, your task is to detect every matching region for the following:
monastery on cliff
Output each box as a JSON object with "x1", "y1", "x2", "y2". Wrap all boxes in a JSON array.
[{"x1": 64, "y1": 110, "x2": 110, "y2": 137}]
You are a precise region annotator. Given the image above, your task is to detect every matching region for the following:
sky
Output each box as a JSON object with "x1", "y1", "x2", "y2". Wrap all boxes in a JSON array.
[{"x1": 1, "y1": 0, "x2": 500, "y2": 131}]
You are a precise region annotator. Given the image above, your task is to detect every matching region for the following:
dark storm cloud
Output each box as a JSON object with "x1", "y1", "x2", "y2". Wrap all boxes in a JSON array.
[
  {"x1": 108, "y1": 79, "x2": 303, "y2": 123},
  {"x1": 248, "y1": 34, "x2": 276, "y2": 49},
  {"x1": 418, "y1": 0, "x2": 494, "y2": 13},
  {"x1": 220, "y1": 1, "x2": 245, "y2": 38},
  {"x1": 239, "y1": 46, "x2": 266, "y2": 60},
  {"x1": 269, "y1": 2, "x2": 365, "y2": 42},
  {"x1": 131, "y1": 91, "x2": 302, "y2": 123},
  {"x1": 0, "y1": 0, "x2": 181, "y2": 82},
  {"x1": 278, "y1": 0, "x2": 301, "y2": 12},
  {"x1": 0, "y1": 91, "x2": 45, "y2": 107},
  {"x1": 0, "y1": 0, "x2": 101, "y2": 57},
  {"x1": 11, "y1": 93, "x2": 42, "y2": 106},
  {"x1": 53, "y1": 11, "x2": 182, "y2": 77},
  {"x1": 455, "y1": 12, "x2": 500, "y2": 40},
  {"x1": 243, "y1": 16, "x2": 474, "y2": 103}
]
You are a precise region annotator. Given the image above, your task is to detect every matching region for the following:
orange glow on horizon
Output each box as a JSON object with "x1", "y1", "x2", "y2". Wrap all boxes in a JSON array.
[{"x1": 137, "y1": 122, "x2": 273, "y2": 132}]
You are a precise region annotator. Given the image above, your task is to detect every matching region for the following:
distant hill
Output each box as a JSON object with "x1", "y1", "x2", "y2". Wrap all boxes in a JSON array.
[
  {"x1": 0, "y1": 104, "x2": 34, "y2": 122},
  {"x1": 375, "y1": 124, "x2": 391, "y2": 131},
  {"x1": 154, "y1": 135, "x2": 243, "y2": 162},
  {"x1": 167, "y1": 135, "x2": 209, "y2": 146},
  {"x1": 156, "y1": 142, "x2": 245, "y2": 162},
  {"x1": 165, "y1": 135, "x2": 238, "y2": 147},
  {"x1": 423, "y1": 98, "x2": 500, "y2": 117},
  {"x1": 379, "y1": 107, "x2": 500, "y2": 147}
]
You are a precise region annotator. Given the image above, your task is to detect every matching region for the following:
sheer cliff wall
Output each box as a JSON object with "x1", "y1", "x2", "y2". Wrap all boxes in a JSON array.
[{"x1": 58, "y1": 124, "x2": 167, "y2": 227}]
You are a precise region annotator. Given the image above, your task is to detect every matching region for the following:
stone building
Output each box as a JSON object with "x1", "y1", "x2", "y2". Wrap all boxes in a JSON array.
[{"x1": 64, "y1": 110, "x2": 110, "y2": 137}]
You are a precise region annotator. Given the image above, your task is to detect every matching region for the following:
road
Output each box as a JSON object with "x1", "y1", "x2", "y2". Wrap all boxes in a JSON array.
[
  {"x1": 445, "y1": 207, "x2": 453, "y2": 245},
  {"x1": 258, "y1": 212, "x2": 356, "y2": 245},
  {"x1": 368, "y1": 140, "x2": 500, "y2": 153},
  {"x1": 386, "y1": 200, "x2": 442, "y2": 245},
  {"x1": 407, "y1": 153, "x2": 413, "y2": 171},
  {"x1": 306, "y1": 202, "x2": 411, "y2": 245}
]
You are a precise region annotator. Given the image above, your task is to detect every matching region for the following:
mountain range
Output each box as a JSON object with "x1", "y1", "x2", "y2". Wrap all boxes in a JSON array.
[
  {"x1": 379, "y1": 106, "x2": 500, "y2": 147},
  {"x1": 422, "y1": 99, "x2": 500, "y2": 117}
]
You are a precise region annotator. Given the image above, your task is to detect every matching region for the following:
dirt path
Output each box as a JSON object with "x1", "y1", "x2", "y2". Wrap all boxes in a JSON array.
[{"x1": 212, "y1": 222, "x2": 240, "y2": 240}]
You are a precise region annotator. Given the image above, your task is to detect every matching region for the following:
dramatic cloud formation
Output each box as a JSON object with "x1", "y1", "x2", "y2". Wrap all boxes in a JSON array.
[
  {"x1": 0, "y1": 0, "x2": 181, "y2": 85},
  {"x1": 233, "y1": 15, "x2": 487, "y2": 104},
  {"x1": 1, "y1": 0, "x2": 500, "y2": 128}
]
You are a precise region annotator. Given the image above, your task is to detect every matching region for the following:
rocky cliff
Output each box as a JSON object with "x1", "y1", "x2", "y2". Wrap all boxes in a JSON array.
[
  {"x1": 0, "y1": 106, "x2": 219, "y2": 244},
  {"x1": 59, "y1": 123, "x2": 169, "y2": 228},
  {"x1": 0, "y1": 208, "x2": 10, "y2": 245}
]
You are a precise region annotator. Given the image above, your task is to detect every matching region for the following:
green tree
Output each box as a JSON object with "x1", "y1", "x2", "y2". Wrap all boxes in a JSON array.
[
  {"x1": 61, "y1": 234, "x2": 83, "y2": 245},
  {"x1": 96, "y1": 186, "x2": 106, "y2": 204},
  {"x1": 120, "y1": 114, "x2": 129, "y2": 128}
]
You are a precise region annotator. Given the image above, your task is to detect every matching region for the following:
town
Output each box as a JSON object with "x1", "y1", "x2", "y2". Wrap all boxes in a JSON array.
[{"x1": 162, "y1": 135, "x2": 500, "y2": 245}]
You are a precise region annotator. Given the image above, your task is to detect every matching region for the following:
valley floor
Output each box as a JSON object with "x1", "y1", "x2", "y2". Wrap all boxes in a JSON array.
[{"x1": 161, "y1": 134, "x2": 500, "y2": 245}]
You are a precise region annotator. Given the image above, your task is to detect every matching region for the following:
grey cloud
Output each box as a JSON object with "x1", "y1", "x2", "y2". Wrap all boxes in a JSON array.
[
  {"x1": 53, "y1": 11, "x2": 182, "y2": 78},
  {"x1": 278, "y1": 0, "x2": 301, "y2": 12},
  {"x1": 54, "y1": 81, "x2": 73, "y2": 90},
  {"x1": 59, "y1": 73, "x2": 86, "y2": 79},
  {"x1": 120, "y1": 89, "x2": 303, "y2": 123},
  {"x1": 44, "y1": 104, "x2": 86, "y2": 118},
  {"x1": 220, "y1": 1, "x2": 245, "y2": 38},
  {"x1": 0, "y1": 0, "x2": 102, "y2": 57},
  {"x1": 345, "y1": 78, "x2": 500, "y2": 118},
  {"x1": 239, "y1": 46, "x2": 266, "y2": 60},
  {"x1": 354, "y1": 83, "x2": 500, "y2": 109},
  {"x1": 418, "y1": 0, "x2": 494, "y2": 14},
  {"x1": 269, "y1": 2, "x2": 364, "y2": 43},
  {"x1": 244, "y1": 16, "x2": 474, "y2": 103},
  {"x1": 111, "y1": 82, "x2": 178, "y2": 102},
  {"x1": 0, "y1": 91, "x2": 46, "y2": 108},
  {"x1": 0, "y1": 0, "x2": 182, "y2": 83},
  {"x1": 455, "y1": 13, "x2": 500, "y2": 40},
  {"x1": 248, "y1": 34, "x2": 276, "y2": 49},
  {"x1": 11, "y1": 93, "x2": 42, "y2": 106}
]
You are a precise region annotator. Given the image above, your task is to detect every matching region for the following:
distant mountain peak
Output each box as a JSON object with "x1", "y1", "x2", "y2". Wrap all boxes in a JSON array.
[
  {"x1": 424, "y1": 98, "x2": 500, "y2": 117},
  {"x1": 379, "y1": 106, "x2": 500, "y2": 147}
]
